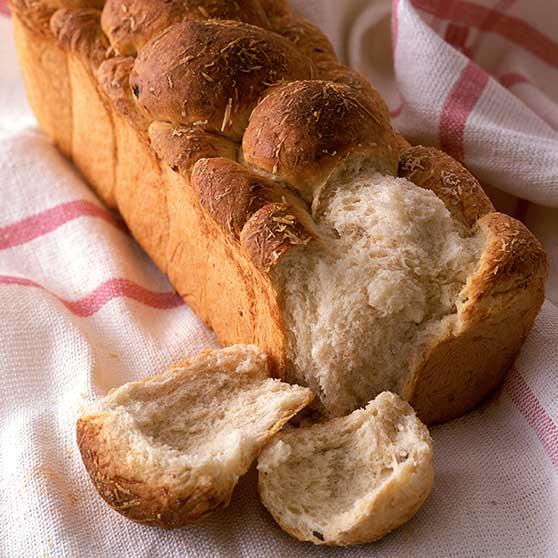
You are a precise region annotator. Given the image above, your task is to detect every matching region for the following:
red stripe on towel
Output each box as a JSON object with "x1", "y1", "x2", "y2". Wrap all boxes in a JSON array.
[
  {"x1": 439, "y1": 61, "x2": 489, "y2": 161},
  {"x1": 506, "y1": 370, "x2": 558, "y2": 470},
  {"x1": 0, "y1": 200, "x2": 127, "y2": 250},
  {"x1": 0, "y1": 275, "x2": 184, "y2": 317}
]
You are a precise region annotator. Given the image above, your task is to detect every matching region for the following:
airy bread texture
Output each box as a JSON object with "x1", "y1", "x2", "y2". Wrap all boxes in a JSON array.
[
  {"x1": 258, "y1": 391, "x2": 434, "y2": 545},
  {"x1": 278, "y1": 167, "x2": 483, "y2": 416},
  {"x1": 77, "y1": 345, "x2": 313, "y2": 527},
  {"x1": 9, "y1": 0, "x2": 548, "y2": 425}
]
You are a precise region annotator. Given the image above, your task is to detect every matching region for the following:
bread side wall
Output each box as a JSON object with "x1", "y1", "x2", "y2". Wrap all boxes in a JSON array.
[
  {"x1": 11, "y1": 12, "x2": 288, "y2": 374},
  {"x1": 406, "y1": 213, "x2": 548, "y2": 423},
  {"x1": 13, "y1": 17, "x2": 73, "y2": 156}
]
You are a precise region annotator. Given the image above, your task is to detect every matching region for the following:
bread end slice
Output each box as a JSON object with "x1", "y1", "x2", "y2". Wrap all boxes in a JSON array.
[
  {"x1": 257, "y1": 392, "x2": 433, "y2": 545},
  {"x1": 77, "y1": 345, "x2": 313, "y2": 528}
]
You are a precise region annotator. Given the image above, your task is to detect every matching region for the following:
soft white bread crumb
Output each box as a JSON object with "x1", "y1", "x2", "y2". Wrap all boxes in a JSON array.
[
  {"x1": 77, "y1": 345, "x2": 314, "y2": 527},
  {"x1": 276, "y1": 167, "x2": 483, "y2": 416},
  {"x1": 257, "y1": 391, "x2": 434, "y2": 546}
]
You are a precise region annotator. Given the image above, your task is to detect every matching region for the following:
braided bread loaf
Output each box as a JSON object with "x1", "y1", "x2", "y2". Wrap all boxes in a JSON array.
[{"x1": 10, "y1": 0, "x2": 547, "y2": 423}]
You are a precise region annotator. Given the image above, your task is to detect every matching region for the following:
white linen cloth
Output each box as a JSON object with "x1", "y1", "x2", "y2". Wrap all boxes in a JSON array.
[{"x1": 0, "y1": 1, "x2": 557, "y2": 556}]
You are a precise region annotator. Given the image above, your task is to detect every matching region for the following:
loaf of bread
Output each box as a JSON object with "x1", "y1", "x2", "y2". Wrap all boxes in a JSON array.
[
  {"x1": 76, "y1": 345, "x2": 313, "y2": 528},
  {"x1": 10, "y1": 0, "x2": 548, "y2": 423},
  {"x1": 258, "y1": 391, "x2": 434, "y2": 545}
]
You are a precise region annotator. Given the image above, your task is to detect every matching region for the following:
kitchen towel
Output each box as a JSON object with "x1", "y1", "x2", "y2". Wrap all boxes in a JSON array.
[{"x1": 0, "y1": 1, "x2": 557, "y2": 556}]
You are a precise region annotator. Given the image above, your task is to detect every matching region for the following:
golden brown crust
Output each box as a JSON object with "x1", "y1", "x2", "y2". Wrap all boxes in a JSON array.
[
  {"x1": 10, "y1": 0, "x2": 105, "y2": 34},
  {"x1": 260, "y1": 0, "x2": 289, "y2": 19},
  {"x1": 467, "y1": 213, "x2": 547, "y2": 305},
  {"x1": 47, "y1": 7, "x2": 117, "y2": 204},
  {"x1": 101, "y1": 0, "x2": 269, "y2": 56},
  {"x1": 243, "y1": 80, "x2": 399, "y2": 200},
  {"x1": 317, "y1": 58, "x2": 383, "y2": 99},
  {"x1": 240, "y1": 203, "x2": 313, "y2": 273},
  {"x1": 399, "y1": 146, "x2": 494, "y2": 228},
  {"x1": 11, "y1": 13, "x2": 73, "y2": 156},
  {"x1": 149, "y1": 124, "x2": 238, "y2": 177},
  {"x1": 46, "y1": 0, "x2": 105, "y2": 7},
  {"x1": 130, "y1": 19, "x2": 315, "y2": 141},
  {"x1": 156, "y1": 162, "x2": 289, "y2": 374},
  {"x1": 271, "y1": 15, "x2": 337, "y2": 68},
  {"x1": 395, "y1": 132, "x2": 411, "y2": 152},
  {"x1": 77, "y1": 417, "x2": 230, "y2": 527},
  {"x1": 191, "y1": 157, "x2": 309, "y2": 239},
  {"x1": 50, "y1": 8, "x2": 110, "y2": 68},
  {"x1": 406, "y1": 212, "x2": 548, "y2": 423},
  {"x1": 97, "y1": 55, "x2": 147, "y2": 128},
  {"x1": 9, "y1": 0, "x2": 54, "y2": 35}
]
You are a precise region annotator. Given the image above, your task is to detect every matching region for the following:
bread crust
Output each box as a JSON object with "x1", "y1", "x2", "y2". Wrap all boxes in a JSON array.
[
  {"x1": 77, "y1": 416, "x2": 232, "y2": 527},
  {"x1": 130, "y1": 19, "x2": 315, "y2": 141},
  {"x1": 401, "y1": 164, "x2": 547, "y2": 423},
  {"x1": 11, "y1": 3, "x2": 73, "y2": 156},
  {"x1": 9, "y1": 0, "x2": 547, "y2": 424},
  {"x1": 399, "y1": 145, "x2": 494, "y2": 227},
  {"x1": 101, "y1": 0, "x2": 269, "y2": 56},
  {"x1": 243, "y1": 80, "x2": 398, "y2": 201}
]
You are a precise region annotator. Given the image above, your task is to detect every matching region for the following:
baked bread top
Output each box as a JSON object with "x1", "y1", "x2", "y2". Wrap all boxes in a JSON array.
[{"x1": 43, "y1": 0, "x2": 400, "y2": 249}]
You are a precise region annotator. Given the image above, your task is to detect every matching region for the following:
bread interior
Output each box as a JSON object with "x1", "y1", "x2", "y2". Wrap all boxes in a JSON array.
[
  {"x1": 257, "y1": 391, "x2": 433, "y2": 541},
  {"x1": 85, "y1": 346, "x2": 311, "y2": 477},
  {"x1": 275, "y1": 163, "x2": 484, "y2": 415}
]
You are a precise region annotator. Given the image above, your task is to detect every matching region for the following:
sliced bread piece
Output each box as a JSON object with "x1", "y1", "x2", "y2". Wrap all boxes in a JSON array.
[
  {"x1": 77, "y1": 344, "x2": 314, "y2": 528},
  {"x1": 257, "y1": 391, "x2": 433, "y2": 545}
]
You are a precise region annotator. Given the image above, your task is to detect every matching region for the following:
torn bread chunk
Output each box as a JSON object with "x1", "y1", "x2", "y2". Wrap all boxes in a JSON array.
[
  {"x1": 257, "y1": 391, "x2": 433, "y2": 546},
  {"x1": 276, "y1": 167, "x2": 484, "y2": 417},
  {"x1": 77, "y1": 345, "x2": 314, "y2": 528}
]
